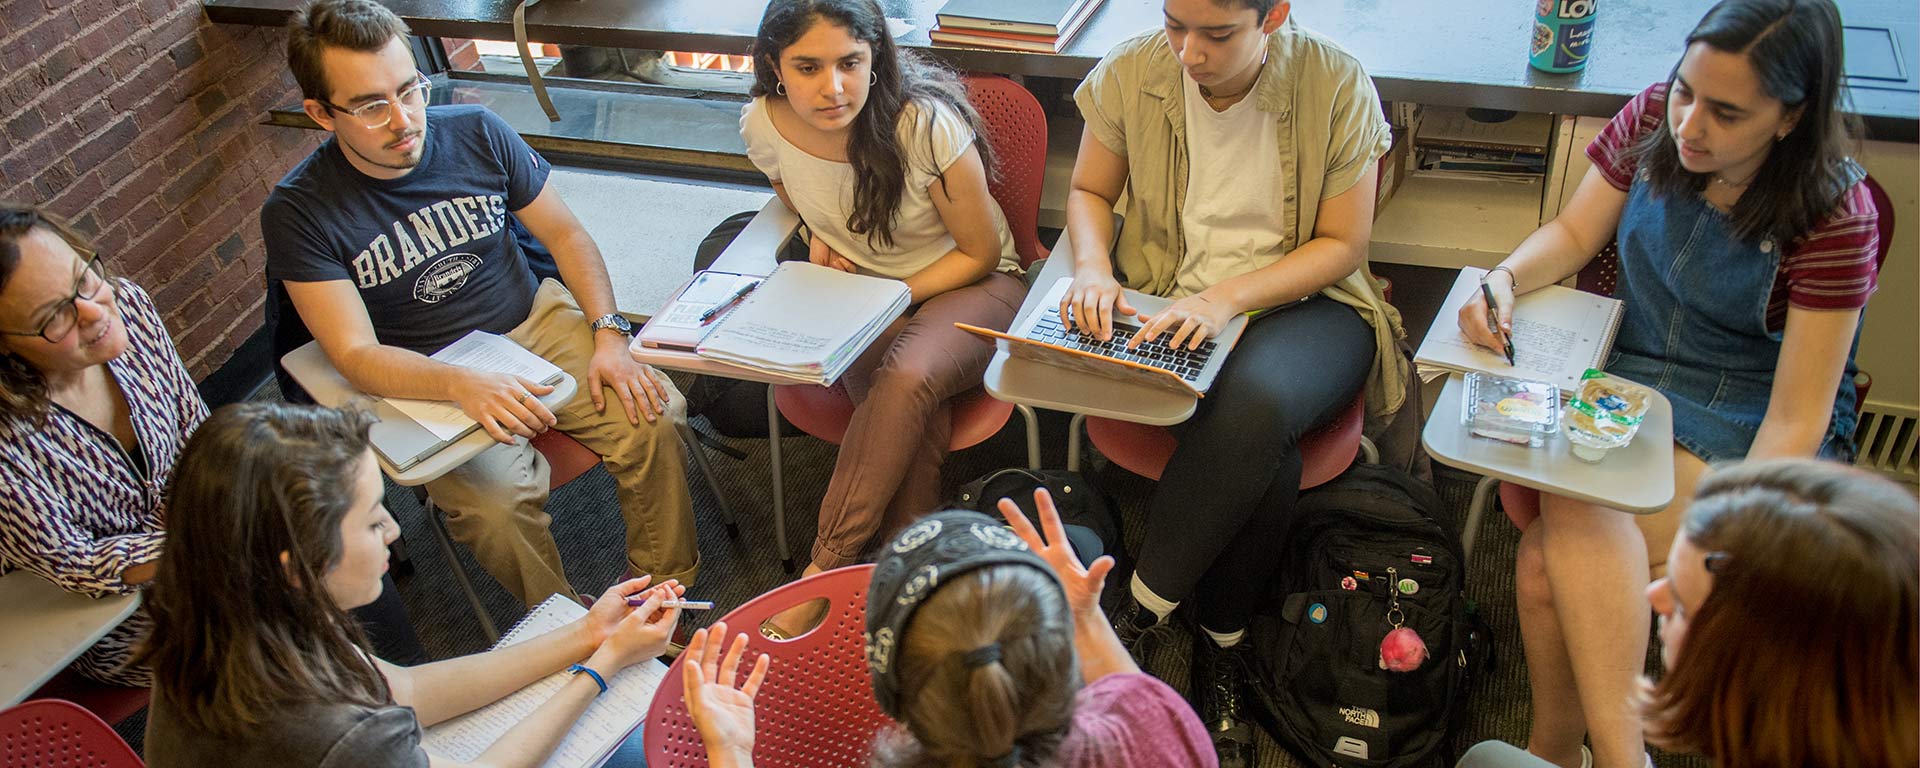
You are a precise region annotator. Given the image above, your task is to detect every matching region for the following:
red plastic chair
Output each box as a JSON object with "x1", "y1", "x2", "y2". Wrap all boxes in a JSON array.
[
  {"x1": 645, "y1": 564, "x2": 892, "y2": 767},
  {"x1": 0, "y1": 698, "x2": 143, "y2": 767},
  {"x1": 1480, "y1": 175, "x2": 1895, "y2": 542},
  {"x1": 767, "y1": 75, "x2": 1053, "y2": 566},
  {"x1": 1068, "y1": 391, "x2": 1376, "y2": 490}
]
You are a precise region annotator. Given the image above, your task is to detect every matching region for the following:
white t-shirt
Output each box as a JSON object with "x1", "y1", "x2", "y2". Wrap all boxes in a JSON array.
[
  {"x1": 740, "y1": 96, "x2": 1019, "y2": 279},
  {"x1": 1174, "y1": 71, "x2": 1288, "y2": 298}
]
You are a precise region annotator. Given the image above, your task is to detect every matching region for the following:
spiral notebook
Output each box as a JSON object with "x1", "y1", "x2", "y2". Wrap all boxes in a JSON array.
[
  {"x1": 420, "y1": 594, "x2": 667, "y2": 767},
  {"x1": 1414, "y1": 267, "x2": 1626, "y2": 394},
  {"x1": 695, "y1": 261, "x2": 911, "y2": 386}
]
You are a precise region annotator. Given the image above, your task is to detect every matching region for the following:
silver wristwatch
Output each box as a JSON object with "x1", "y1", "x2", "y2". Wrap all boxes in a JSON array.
[{"x1": 590, "y1": 313, "x2": 632, "y2": 335}]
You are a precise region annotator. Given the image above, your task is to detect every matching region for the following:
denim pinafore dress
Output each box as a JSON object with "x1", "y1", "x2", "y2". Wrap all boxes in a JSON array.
[{"x1": 1603, "y1": 170, "x2": 1861, "y2": 463}]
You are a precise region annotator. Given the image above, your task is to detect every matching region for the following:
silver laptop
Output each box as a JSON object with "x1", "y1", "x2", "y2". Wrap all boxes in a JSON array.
[{"x1": 960, "y1": 277, "x2": 1247, "y2": 397}]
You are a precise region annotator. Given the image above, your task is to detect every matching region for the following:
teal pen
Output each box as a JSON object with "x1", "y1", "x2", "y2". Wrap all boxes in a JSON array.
[{"x1": 1479, "y1": 276, "x2": 1517, "y2": 366}]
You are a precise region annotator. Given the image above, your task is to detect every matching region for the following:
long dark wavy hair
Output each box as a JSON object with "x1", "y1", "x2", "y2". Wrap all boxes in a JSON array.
[
  {"x1": 136, "y1": 403, "x2": 391, "y2": 737},
  {"x1": 0, "y1": 202, "x2": 99, "y2": 419},
  {"x1": 1634, "y1": 0, "x2": 1861, "y2": 246},
  {"x1": 749, "y1": 0, "x2": 995, "y2": 250}
]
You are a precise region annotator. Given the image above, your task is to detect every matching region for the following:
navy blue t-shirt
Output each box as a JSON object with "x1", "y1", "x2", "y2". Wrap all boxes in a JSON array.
[{"x1": 263, "y1": 105, "x2": 551, "y2": 354}]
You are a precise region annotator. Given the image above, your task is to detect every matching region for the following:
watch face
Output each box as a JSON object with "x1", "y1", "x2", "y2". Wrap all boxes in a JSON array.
[{"x1": 597, "y1": 314, "x2": 632, "y2": 333}]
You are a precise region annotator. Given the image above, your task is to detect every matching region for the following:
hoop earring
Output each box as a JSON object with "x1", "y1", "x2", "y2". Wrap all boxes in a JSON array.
[
  {"x1": 776, "y1": 81, "x2": 787, "y2": 96},
  {"x1": 870, "y1": 72, "x2": 878, "y2": 86}
]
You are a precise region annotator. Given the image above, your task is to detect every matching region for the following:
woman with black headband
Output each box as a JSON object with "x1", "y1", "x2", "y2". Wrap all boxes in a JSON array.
[{"x1": 680, "y1": 492, "x2": 1215, "y2": 767}]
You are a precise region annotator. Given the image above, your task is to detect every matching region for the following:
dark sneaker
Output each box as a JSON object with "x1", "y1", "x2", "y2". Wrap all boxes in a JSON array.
[
  {"x1": 1108, "y1": 591, "x2": 1179, "y2": 664},
  {"x1": 1192, "y1": 634, "x2": 1258, "y2": 768}
]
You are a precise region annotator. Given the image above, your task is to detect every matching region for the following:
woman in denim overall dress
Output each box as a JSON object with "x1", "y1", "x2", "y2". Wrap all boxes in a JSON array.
[{"x1": 1456, "y1": 1, "x2": 1884, "y2": 766}]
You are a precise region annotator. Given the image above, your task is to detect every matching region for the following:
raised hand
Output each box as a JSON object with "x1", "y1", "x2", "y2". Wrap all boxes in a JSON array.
[
  {"x1": 996, "y1": 488, "x2": 1116, "y2": 620},
  {"x1": 682, "y1": 621, "x2": 770, "y2": 766}
]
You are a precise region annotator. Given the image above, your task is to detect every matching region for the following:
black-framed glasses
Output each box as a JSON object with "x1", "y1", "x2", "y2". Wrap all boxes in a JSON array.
[
  {"x1": 321, "y1": 75, "x2": 432, "y2": 130},
  {"x1": 1, "y1": 252, "x2": 111, "y2": 344}
]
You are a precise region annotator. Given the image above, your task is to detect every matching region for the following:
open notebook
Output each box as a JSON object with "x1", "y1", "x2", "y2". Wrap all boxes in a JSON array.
[
  {"x1": 1415, "y1": 267, "x2": 1626, "y2": 393},
  {"x1": 420, "y1": 595, "x2": 668, "y2": 767}
]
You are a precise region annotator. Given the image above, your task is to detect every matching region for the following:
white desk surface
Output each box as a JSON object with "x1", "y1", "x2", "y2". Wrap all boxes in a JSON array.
[
  {"x1": 281, "y1": 342, "x2": 578, "y2": 487},
  {"x1": 980, "y1": 232, "x2": 1197, "y2": 426},
  {"x1": 1422, "y1": 374, "x2": 1676, "y2": 513},
  {"x1": 0, "y1": 571, "x2": 141, "y2": 705}
]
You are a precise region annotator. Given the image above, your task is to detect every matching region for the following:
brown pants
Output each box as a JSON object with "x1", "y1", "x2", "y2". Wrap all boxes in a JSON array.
[
  {"x1": 810, "y1": 271, "x2": 1026, "y2": 569},
  {"x1": 424, "y1": 280, "x2": 698, "y2": 606}
]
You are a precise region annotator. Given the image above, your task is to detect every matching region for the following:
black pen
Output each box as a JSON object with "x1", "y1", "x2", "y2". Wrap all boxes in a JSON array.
[
  {"x1": 699, "y1": 280, "x2": 760, "y2": 323},
  {"x1": 1479, "y1": 275, "x2": 1516, "y2": 365}
]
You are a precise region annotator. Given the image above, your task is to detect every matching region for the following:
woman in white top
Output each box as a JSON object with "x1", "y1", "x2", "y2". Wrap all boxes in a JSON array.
[{"x1": 735, "y1": 0, "x2": 1026, "y2": 635}]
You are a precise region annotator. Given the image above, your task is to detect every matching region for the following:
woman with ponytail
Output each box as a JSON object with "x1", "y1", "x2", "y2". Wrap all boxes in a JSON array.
[{"x1": 681, "y1": 493, "x2": 1215, "y2": 767}]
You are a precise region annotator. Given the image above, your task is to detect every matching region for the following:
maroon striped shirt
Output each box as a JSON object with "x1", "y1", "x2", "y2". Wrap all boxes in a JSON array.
[{"x1": 1585, "y1": 82, "x2": 1881, "y2": 332}]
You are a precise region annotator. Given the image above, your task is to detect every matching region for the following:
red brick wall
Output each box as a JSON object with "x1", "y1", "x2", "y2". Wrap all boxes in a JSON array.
[{"x1": 0, "y1": 0, "x2": 319, "y2": 380}]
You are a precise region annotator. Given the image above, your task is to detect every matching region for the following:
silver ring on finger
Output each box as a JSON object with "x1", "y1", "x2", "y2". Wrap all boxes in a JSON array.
[{"x1": 516, "y1": 390, "x2": 531, "y2": 404}]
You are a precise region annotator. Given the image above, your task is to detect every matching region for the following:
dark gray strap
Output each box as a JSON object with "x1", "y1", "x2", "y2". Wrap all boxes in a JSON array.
[{"x1": 513, "y1": 0, "x2": 561, "y2": 122}]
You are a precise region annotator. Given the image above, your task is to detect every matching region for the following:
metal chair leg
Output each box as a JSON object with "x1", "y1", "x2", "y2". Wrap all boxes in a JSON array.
[
  {"x1": 1017, "y1": 404, "x2": 1041, "y2": 470},
  {"x1": 767, "y1": 385, "x2": 793, "y2": 573},
  {"x1": 1066, "y1": 413, "x2": 1086, "y2": 473},
  {"x1": 678, "y1": 423, "x2": 738, "y2": 538},
  {"x1": 1461, "y1": 475, "x2": 1497, "y2": 563},
  {"x1": 425, "y1": 499, "x2": 499, "y2": 643}
]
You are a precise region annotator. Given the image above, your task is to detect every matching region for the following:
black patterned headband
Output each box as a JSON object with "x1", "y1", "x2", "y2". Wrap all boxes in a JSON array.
[{"x1": 864, "y1": 510, "x2": 1060, "y2": 718}]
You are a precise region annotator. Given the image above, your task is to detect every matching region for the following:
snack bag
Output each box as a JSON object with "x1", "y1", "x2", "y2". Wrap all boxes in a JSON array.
[{"x1": 1564, "y1": 369, "x2": 1653, "y2": 462}]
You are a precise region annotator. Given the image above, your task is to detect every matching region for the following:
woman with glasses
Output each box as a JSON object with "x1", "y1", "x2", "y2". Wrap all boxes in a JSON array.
[
  {"x1": 0, "y1": 202, "x2": 202, "y2": 686},
  {"x1": 0, "y1": 201, "x2": 428, "y2": 688}
]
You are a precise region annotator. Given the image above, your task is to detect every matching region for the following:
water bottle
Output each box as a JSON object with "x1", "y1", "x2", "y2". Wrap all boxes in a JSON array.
[{"x1": 1531, "y1": 0, "x2": 1597, "y2": 73}]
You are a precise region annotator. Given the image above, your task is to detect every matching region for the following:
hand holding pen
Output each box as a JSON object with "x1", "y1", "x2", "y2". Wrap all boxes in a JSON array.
[{"x1": 1461, "y1": 267, "x2": 1517, "y2": 365}]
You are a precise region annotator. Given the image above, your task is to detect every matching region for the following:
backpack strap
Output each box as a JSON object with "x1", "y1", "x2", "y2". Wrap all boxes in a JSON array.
[{"x1": 513, "y1": 0, "x2": 562, "y2": 122}]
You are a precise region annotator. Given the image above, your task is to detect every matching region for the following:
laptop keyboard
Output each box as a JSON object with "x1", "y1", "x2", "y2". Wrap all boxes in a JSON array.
[{"x1": 1028, "y1": 308, "x2": 1217, "y2": 381}]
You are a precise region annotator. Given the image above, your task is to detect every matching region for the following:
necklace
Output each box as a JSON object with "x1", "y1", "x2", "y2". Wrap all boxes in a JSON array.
[{"x1": 1710, "y1": 168, "x2": 1758, "y2": 188}]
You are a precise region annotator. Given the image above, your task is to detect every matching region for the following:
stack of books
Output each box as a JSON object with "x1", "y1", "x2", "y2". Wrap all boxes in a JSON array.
[
  {"x1": 929, "y1": 0, "x2": 1104, "y2": 53},
  {"x1": 1413, "y1": 107, "x2": 1552, "y2": 181}
]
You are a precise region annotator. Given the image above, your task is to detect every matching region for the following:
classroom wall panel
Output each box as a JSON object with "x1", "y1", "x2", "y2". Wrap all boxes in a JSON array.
[{"x1": 0, "y1": 0, "x2": 320, "y2": 379}]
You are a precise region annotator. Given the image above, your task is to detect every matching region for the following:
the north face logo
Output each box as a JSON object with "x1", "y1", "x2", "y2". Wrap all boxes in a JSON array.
[{"x1": 1339, "y1": 705, "x2": 1380, "y2": 728}]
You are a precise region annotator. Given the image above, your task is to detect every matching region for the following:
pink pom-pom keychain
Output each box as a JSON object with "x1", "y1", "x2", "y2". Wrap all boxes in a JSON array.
[
  {"x1": 1379, "y1": 626, "x2": 1428, "y2": 672},
  {"x1": 1377, "y1": 566, "x2": 1428, "y2": 672}
]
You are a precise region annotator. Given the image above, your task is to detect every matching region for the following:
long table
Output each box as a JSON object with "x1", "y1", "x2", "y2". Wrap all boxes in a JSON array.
[{"x1": 205, "y1": 0, "x2": 1917, "y2": 140}]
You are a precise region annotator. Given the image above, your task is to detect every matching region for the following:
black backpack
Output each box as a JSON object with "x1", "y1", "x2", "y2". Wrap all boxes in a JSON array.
[{"x1": 1253, "y1": 463, "x2": 1489, "y2": 768}]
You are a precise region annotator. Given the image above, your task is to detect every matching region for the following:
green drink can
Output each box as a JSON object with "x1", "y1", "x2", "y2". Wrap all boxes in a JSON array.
[{"x1": 1531, "y1": 0, "x2": 1597, "y2": 73}]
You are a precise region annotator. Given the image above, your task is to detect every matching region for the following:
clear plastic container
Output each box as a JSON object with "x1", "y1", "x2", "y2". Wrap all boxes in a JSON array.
[
  {"x1": 1563, "y1": 369, "x2": 1654, "y2": 463},
  {"x1": 1462, "y1": 372, "x2": 1560, "y2": 448}
]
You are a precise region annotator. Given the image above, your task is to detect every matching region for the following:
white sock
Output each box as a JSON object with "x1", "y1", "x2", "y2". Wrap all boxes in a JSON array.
[
  {"x1": 1129, "y1": 573, "x2": 1179, "y2": 621},
  {"x1": 1203, "y1": 627, "x2": 1245, "y2": 648}
]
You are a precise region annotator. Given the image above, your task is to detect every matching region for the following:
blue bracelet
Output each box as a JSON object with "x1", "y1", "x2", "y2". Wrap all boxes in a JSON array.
[{"x1": 567, "y1": 663, "x2": 608, "y2": 695}]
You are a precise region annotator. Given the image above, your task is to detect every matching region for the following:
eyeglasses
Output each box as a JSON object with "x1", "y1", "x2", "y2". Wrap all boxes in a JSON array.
[
  {"x1": 2, "y1": 252, "x2": 112, "y2": 344},
  {"x1": 321, "y1": 75, "x2": 432, "y2": 130}
]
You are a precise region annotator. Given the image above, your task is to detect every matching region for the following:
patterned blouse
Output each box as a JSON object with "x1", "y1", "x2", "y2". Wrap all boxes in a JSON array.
[{"x1": 0, "y1": 279, "x2": 206, "y2": 685}]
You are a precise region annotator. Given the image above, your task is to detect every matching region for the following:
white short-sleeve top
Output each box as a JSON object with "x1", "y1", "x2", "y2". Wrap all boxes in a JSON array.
[{"x1": 740, "y1": 95, "x2": 1019, "y2": 279}]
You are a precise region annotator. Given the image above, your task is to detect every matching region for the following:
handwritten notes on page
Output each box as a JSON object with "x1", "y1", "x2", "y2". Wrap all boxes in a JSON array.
[{"x1": 420, "y1": 594, "x2": 667, "y2": 768}]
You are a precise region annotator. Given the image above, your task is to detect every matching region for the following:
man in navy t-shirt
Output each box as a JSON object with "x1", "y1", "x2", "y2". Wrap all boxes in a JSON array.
[{"x1": 262, "y1": 0, "x2": 698, "y2": 605}]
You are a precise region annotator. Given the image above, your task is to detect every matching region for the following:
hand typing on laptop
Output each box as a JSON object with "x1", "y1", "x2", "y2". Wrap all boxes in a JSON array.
[{"x1": 1130, "y1": 291, "x2": 1238, "y2": 351}]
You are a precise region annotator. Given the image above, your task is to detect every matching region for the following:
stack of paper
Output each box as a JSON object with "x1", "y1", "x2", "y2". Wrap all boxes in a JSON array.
[
  {"x1": 1413, "y1": 108, "x2": 1552, "y2": 181},
  {"x1": 696, "y1": 261, "x2": 911, "y2": 386}
]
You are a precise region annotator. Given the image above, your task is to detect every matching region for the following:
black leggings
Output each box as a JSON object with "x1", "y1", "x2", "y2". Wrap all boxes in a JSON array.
[{"x1": 1133, "y1": 296, "x2": 1373, "y2": 633}]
